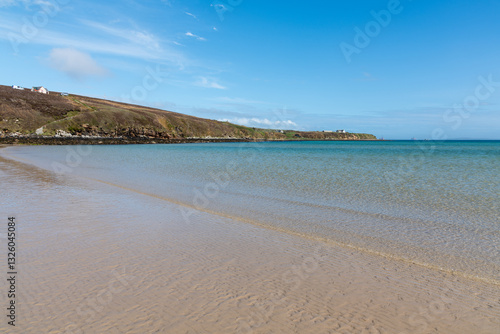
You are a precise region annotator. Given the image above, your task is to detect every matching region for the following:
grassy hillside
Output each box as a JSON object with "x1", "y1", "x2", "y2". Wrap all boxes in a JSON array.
[{"x1": 0, "y1": 85, "x2": 376, "y2": 141}]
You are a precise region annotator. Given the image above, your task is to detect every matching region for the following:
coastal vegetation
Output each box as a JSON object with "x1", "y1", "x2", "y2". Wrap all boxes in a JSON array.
[{"x1": 0, "y1": 85, "x2": 376, "y2": 143}]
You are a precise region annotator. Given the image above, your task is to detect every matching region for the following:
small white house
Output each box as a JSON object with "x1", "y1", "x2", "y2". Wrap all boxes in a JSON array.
[
  {"x1": 336, "y1": 129, "x2": 347, "y2": 134},
  {"x1": 12, "y1": 85, "x2": 24, "y2": 90},
  {"x1": 32, "y1": 86, "x2": 49, "y2": 94}
]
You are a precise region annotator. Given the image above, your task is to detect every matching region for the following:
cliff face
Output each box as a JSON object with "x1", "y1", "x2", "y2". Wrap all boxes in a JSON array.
[{"x1": 0, "y1": 85, "x2": 376, "y2": 141}]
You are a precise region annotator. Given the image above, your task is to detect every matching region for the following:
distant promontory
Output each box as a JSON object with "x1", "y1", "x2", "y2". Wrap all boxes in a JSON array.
[{"x1": 0, "y1": 85, "x2": 376, "y2": 144}]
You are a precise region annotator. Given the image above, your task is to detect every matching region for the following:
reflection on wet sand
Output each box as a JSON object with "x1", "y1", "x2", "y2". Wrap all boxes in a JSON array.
[{"x1": 0, "y1": 149, "x2": 499, "y2": 333}]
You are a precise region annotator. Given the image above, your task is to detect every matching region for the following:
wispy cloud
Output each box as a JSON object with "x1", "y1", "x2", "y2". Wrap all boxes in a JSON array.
[
  {"x1": 81, "y1": 20, "x2": 161, "y2": 52},
  {"x1": 0, "y1": 0, "x2": 32, "y2": 7},
  {"x1": 210, "y1": 3, "x2": 229, "y2": 12},
  {"x1": 212, "y1": 96, "x2": 267, "y2": 105},
  {"x1": 185, "y1": 12, "x2": 197, "y2": 19},
  {"x1": 196, "y1": 77, "x2": 226, "y2": 89},
  {"x1": 352, "y1": 72, "x2": 378, "y2": 82},
  {"x1": 0, "y1": 0, "x2": 16, "y2": 7},
  {"x1": 221, "y1": 117, "x2": 298, "y2": 129},
  {"x1": 0, "y1": 0, "x2": 54, "y2": 8},
  {"x1": 185, "y1": 32, "x2": 206, "y2": 41},
  {"x1": 0, "y1": 16, "x2": 186, "y2": 65},
  {"x1": 48, "y1": 48, "x2": 108, "y2": 80}
]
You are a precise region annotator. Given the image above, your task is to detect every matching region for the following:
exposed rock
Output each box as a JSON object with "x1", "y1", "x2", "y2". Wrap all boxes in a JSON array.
[{"x1": 0, "y1": 84, "x2": 378, "y2": 143}]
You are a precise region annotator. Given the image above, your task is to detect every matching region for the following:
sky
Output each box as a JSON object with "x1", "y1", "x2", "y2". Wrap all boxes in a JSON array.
[{"x1": 1, "y1": 0, "x2": 500, "y2": 139}]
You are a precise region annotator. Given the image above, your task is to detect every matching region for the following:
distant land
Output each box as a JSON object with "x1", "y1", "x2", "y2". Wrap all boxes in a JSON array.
[{"x1": 0, "y1": 85, "x2": 376, "y2": 144}]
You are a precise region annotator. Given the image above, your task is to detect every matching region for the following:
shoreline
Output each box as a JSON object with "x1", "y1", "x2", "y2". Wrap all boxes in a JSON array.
[
  {"x1": 1, "y1": 147, "x2": 498, "y2": 333},
  {"x1": 1, "y1": 145, "x2": 498, "y2": 287},
  {"x1": 0, "y1": 136, "x2": 258, "y2": 145},
  {"x1": 0, "y1": 136, "x2": 380, "y2": 145}
]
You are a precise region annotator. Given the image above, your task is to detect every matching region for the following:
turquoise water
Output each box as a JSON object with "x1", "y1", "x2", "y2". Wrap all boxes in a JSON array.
[{"x1": 3, "y1": 141, "x2": 500, "y2": 283}]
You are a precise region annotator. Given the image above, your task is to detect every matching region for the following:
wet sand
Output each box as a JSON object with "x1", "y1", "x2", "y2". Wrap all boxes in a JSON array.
[{"x1": 0, "y1": 151, "x2": 499, "y2": 333}]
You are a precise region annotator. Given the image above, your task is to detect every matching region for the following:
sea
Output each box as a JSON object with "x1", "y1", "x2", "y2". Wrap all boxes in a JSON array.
[{"x1": 2, "y1": 140, "x2": 499, "y2": 284}]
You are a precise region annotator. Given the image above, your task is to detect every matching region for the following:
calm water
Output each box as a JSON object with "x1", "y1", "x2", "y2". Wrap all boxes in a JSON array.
[{"x1": 3, "y1": 141, "x2": 500, "y2": 283}]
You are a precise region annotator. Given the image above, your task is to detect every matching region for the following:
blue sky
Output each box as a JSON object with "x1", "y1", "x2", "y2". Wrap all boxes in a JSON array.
[{"x1": 1, "y1": 0, "x2": 499, "y2": 139}]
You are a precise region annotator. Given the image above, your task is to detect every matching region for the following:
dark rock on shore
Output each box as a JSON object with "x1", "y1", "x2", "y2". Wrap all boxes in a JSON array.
[{"x1": 0, "y1": 84, "x2": 377, "y2": 143}]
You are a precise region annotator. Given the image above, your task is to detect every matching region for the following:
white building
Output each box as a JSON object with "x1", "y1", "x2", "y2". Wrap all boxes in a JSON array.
[{"x1": 32, "y1": 86, "x2": 49, "y2": 94}]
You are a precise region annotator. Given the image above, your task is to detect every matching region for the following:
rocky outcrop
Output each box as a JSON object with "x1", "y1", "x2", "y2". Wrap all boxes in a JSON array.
[{"x1": 0, "y1": 85, "x2": 377, "y2": 143}]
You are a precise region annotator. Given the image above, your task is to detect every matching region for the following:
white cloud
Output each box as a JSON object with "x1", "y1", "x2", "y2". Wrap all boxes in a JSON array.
[
  {"x1": 351, "y1": 72, "x2": 378, "y2": 82},
  {"x1": 48, "y1": 48, "x2": 108, "y2": 80},
  {"x1": 0, "y1": 16, "x2": 186, "y2": 65},
  {"x1": 81, "y1": 20, "x2": 161, "y2": 52},
  {"x1": 185, "y1": 12, "x2": 197, "y2": 19},
  {"x1": 0, "y1": 0, "x2": 52, "y2": 8},
  {"x1": 185, "y1": 32, "x2": 206, "y2": 41},
  {"x1": 210, "y1": 3, "x2": 229, "y2": 12},
  {"x1": 0, "y1": 0, "x2": 16, "y2": 7},
  {"x1": 220, "y1": 118, "x2": 298, "y2": 129},
  {"x1": 33, "y1": 0, "x2": 53, "y2": 7},
  {"x1": 212, "y1": 97, "x2": 266, "y2": 105},
  {"x1": 196, "y1": 77, "x2": 226, "y2": 89}
]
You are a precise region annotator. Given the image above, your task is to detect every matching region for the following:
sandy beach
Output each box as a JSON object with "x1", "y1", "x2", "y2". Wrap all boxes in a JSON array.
[
  {"x1": 0, "y1": 147, "x2": 499, "y2": 333},
  {"x1": 1, "y1": 0, "x2": 499, "y2": 332}
]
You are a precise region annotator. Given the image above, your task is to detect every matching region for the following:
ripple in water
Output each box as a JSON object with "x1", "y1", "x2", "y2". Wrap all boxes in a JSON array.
[{"x1": 3, "y1": 140, "x2": 500, "y2": 283}]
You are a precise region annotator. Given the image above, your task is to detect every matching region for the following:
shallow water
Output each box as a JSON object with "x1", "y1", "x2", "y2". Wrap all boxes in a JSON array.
[
  {"x1": 3, "y1": 140, "x2": 500, "y2": 283},
  {"x1": 1, "y1": 142, "x2": 500, "y2": 333}
]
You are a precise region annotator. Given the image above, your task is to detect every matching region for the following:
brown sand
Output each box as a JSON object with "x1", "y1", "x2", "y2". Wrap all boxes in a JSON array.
[{"x1": 0, "y1": 152, "x2": 499, "y2": 333}]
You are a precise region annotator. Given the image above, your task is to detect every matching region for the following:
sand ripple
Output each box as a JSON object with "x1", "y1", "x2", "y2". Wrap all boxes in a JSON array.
[{"x1": 0, "y1": 154, "x2": 499, "y2": 333}]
